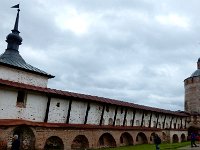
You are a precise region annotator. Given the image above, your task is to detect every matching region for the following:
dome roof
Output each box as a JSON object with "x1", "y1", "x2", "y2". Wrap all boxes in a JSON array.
[
  {"x1": 6, "y1": 33, "x2": 22, "y2": 44},
  {"x1": 191, "y1": 69, "x2": 200, "y2": 77}
]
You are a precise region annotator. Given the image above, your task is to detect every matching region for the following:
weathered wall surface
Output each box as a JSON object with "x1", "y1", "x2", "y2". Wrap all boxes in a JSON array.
[
  {"x1": 0, "y1": 87, "x2": 187, "y2": 128},
  {"x1": 0, "y1": 126, "x2": 188, "y2": 150},
  {"x1": 0, "y1": 89, "x2": 47, "y2": 122},
  {"x1": 0, "y1": 65, "x2": 48, "y2": 87},
  {"x1": 48, "y1": 98, "x2": 69, "y2": 123}
]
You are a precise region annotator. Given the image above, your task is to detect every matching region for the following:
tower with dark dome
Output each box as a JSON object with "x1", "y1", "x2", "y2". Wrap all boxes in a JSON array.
[
  {"x1": 0, "y1": 7, "x2": 54, "y2": 87},
  {"x1": 184, "y1": 58, "x2": 200, "y2": 126}
]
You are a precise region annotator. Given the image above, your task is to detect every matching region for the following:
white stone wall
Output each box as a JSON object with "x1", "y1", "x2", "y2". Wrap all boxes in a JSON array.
[
  {"x1": 87, "y1": 102, "x2": 103, "y2": 125},
  {"x1": 115, "y1": 107, "x2": 125, "y2": 126},
  {"x1": 48, "y1": 98, "x2": 69, "y2": 123},
  {"x1": 158, "y1": 114, "x2": 165, "y2": 129},
  {"x1": 126, "y1": 109, "x2": 134, "y2": 126},
  {"x1": 143, "y1": 112, "x2": 151, "y2": 127},
  {"x1": 69, "y1": 100, "x2": 88, "y2": 124},
  {"x1": 103, "y1": 105, "x2": 115, "y2": 125},
  {"x1": 134, "y1": 110, "x2": 143, "y2": 126},
  {"x1": 151, "y1": 113, "x2": 157, "y2": 127},
  {"x1": 0, "y1": 89, "x2": 47, "y2": 122},
  {"x1": 22, "y1": 92, "x2": 48, "y2": 121},
  {"x1": 0, "y1": 87, "x2": 188, "y2": 129},
  {"x1": 0, "y1": 65, "x2": 48, "y2": 87},
  {"x1": 0, "y1": 89, "x2": 18, "y2": 119}
]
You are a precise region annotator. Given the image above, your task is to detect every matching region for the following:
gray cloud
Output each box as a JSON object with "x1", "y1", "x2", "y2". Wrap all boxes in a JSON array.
[{"x1": 1, "y1": 0, "x2": 200, "y2": 111}]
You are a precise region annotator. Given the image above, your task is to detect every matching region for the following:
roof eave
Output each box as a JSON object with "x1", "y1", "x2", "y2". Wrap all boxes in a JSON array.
[{"x1": 0, "y1": 62, "x2": 55, "y2": 79}]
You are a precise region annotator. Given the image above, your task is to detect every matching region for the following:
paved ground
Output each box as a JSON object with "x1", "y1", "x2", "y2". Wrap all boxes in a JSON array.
[{"x1": 178, "y1": 144, "x2": 200, "y2": 150}]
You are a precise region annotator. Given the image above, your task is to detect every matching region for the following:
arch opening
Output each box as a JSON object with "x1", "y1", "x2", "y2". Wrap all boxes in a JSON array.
[
  {"x1": 71, "y1": 135, "x2": 89, "y2": 150},
  {"x1": 44, "y1": 136, "x2": 64, "y2": 150},
  {"x1": 120, "y1": 132, "x2": 133, "y2": 146},
  {"x1": 12, "y1": 126, "x2": 35, "y2": 150},
  {"x1": 136, "y1": 132, "x2": 148, "y2": 144},
  {"x1": 181, "y1": 134, "x2": 186, "y2": 142},
  {"x1": 172, "y1": 134, "x2": 179, "y2": 143},
  {"x1": 98, "y1": 133, "x2": 116, "y2": 148}
]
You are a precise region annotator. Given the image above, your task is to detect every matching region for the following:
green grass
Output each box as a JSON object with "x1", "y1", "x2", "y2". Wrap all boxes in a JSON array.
[{"x1": 100, "y1": 142, "x2": 190, "y2": 150}]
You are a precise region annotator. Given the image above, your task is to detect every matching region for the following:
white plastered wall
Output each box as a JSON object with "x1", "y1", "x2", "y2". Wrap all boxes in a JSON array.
[
  {"x1": 126, "y1": 109, "x2": 134, "y2": 126},
  {"x1": 69, "y1": 100, "x2": 87, "y2": 124},
  {"x1": 115, "y1": 107, "x2": 125, "y2": 126},
  {"x1": 0, "y1": 89, "x2": 47, "y2": 122},
  {"x1": 0, "y1": 65, "x2": 48, "y2": 87},
  {"x1": 87, "y1": 102, "x2": 103, "y2": 125},
  {"x1": 48, "y1": 97, "x2": 69, "y2": 123},
  {"x1": 143, "y1": 112, "x2": 151, "y2": 127},
  {"x1": 103, "y1": 105, "x2": 115, "y2": 125},
  {"x1": 134, "y1": 110, "x2": 143, "y2": 126}
]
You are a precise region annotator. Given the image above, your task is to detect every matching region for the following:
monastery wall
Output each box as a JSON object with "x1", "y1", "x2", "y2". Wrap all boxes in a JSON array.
[{"x1": 0, "y1": 86, "x2": 187, "y2": 130}]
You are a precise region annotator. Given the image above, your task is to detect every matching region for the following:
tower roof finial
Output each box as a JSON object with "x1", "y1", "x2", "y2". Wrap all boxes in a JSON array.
[
  {"x1": 11, "y1": 4, "x2": 20, "y2": 34},
  {"x1": 5, "y1": 4, "x2": 22, "y2": 51}
]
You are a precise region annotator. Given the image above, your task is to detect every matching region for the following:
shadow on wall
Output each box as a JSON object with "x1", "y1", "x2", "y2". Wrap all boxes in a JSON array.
[
  {"x1": 120, "y1": 132, "x2": 133, "y2": 146},
  {"x1": 98, "y1": 133, "x2": 116, "y2": 148},
  {"x1": 71, "y1": 135, "x2": 89, "y2": 150},
  {"x1": 44, "y1": 136, "x2": 64, "y2": 150},
  {"x1": 136, "y1": 132, "x2": 148, "y2": 144}
]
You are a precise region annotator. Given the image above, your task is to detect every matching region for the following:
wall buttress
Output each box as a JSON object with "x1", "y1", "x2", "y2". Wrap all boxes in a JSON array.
[
  {"x1": 141, "y1": 110, "x2": 145, "y2": 127},
  {"x1": 170, "y1": 116, "x2": 174, "y2": 129},
  {"x1": 113, "y1": 106, "x2": 118, "y2": 126},
  {"x1": 156, "y1": 113, "x2": 160, "y2": 128},
  {"x1": 163, "y1": 115, "x2": 167, "y2": 129},
  {"x1": 84, "y1": 102, "x2": 90, "y2": 124},
  {"x1": 149, "y1": 112, "x2": 152, "y2": 128},
  {"x1": 132, "y1": 109, "x2": 136, "y2": 127},
  {"x1": 123, "y1": 108, "x2": 128, "y2": 126},
  {"x1": 44, "y1": 96, "x2": 51, "y2": 122},
  {"x1": 99, "y1": 104, "x2": 105, "y2": 126},
  {"x1": 66, "y1": 99, "x2": 72, "y2": 124}
]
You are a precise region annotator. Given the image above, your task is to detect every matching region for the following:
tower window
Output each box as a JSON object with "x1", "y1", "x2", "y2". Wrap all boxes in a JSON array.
[{"x1": 16, "y1": 91, "x2": 26, "y2": 107}]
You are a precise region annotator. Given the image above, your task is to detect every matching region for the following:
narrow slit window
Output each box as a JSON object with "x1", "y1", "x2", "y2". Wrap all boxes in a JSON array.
[{"x1": 17, "y1": 91, "x2": 26, "y2": 107}]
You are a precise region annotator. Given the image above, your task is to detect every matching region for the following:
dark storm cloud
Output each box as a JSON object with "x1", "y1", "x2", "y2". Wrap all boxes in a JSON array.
[{"x1": 1, "y1": 0, "x2": 200, "y2": 111}]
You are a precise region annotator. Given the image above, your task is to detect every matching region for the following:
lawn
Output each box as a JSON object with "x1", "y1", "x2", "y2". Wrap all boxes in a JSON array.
[{"x1": 100, "y1": 142, "x2": 191, "y2": 150}]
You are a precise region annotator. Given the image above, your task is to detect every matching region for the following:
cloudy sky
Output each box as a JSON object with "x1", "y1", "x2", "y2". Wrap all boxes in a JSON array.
[{"x1": 1, "y1": 0, "x2": 200, "y2": 111}]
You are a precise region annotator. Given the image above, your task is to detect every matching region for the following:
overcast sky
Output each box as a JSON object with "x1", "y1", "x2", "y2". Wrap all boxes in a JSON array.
[{"x1": 1, "y1": 0, "x2": 200, "y2": 111}]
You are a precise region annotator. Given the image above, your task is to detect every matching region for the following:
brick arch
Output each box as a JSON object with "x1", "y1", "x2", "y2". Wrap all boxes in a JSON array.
[
  {"x1": 12, "y1": 126, "x2": 35, "y2": 150},
  {"x1": 181, "y1": 133, "x2": 186, "y2": 142},
  {"x1": 120, "y1": 132, "x2": 133, "y2": 146},
  {"x1": 71, "y1": 135, "x2": 89, "y2": 150},
  {"x1": 172, "y1": 134, "x2": 179, "y2": 143},
  {"x1": 98, "y1": 132, "x2": 116, "y2": 148},
  {"x1": 44, "y1": 136, "x2": 64, "y2": 150},
  {"x1": 136, "y1": 132, "x2": 148, "y2": 144}
]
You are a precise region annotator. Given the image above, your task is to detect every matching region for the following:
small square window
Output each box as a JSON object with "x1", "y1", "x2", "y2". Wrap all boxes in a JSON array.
[{"x1": 56, "y1": 102, "x2": 60, "y2": 107}]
